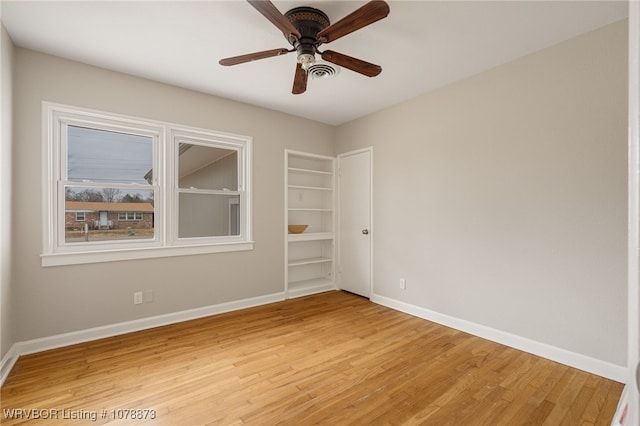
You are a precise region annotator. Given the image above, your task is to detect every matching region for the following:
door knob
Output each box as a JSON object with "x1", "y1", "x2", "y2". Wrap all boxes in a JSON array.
[{"x1": 362, "y1": 229, "x2": 369, "y2": 235}]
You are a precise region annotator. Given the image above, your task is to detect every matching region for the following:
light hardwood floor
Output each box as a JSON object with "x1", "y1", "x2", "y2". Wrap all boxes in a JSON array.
[{"x1": 1, "y1": 291, "x2": 624, "y2": 425}]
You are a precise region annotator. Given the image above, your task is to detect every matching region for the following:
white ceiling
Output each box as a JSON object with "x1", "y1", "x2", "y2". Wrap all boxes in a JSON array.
[{"x1": 0, "y1": 1, "x2": 629, "y2": 125}]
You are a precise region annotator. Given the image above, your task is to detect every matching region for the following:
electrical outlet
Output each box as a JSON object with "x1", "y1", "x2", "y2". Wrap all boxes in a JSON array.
[
  {"x1": 133, "y1": 291, "x2": 143, "y2": 305},
  {"x1": 399, "y1": 278, "x2": 406, "y2": 290}
]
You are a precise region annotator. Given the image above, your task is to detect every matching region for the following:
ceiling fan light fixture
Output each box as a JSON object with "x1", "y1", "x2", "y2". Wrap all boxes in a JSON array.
[{"x1": 297, "y1": 53, "x2": 316, "y2": 71}]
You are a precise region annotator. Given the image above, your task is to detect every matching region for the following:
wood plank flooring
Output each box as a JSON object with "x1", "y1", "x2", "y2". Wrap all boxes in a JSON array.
[{"x1": 0, "y1": 291, "x2": 624, "y2": 425}]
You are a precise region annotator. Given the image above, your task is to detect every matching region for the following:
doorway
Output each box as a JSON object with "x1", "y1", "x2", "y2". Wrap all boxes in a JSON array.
[
  {"x1": 338, "y1": 148, "x2": 372, "y2": 298},
  {"x1": 99, "y1": 211, "x2": 109, "y2": 229}
]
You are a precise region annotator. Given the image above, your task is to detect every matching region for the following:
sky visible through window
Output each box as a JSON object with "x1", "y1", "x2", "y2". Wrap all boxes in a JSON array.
[{"x1": 67, "y1": 125, "x2": 152, "y2": 185}]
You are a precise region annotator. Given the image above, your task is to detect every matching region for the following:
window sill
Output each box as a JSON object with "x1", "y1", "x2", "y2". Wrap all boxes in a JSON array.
[{"x1": 41, "y1": 241, "x2": 254, "y2": 267}]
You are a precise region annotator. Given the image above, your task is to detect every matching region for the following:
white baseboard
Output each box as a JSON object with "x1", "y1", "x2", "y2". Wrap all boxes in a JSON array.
[
  {"x1": 371, "y1": 293, "x2": 627, "y2": 383},
  {"x1": 0, "y1": 344, "x2": 19, "y2": 386},
  {"x1": 0, "y1": 291, "x2": 286, "y2": 387}
]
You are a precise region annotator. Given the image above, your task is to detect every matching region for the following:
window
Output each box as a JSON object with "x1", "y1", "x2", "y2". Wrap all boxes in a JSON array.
[
  {"x1": 43, "y1": 103, "x2": 253, "y2": 266},
  {"x1": 65, "y1": 124, "x2": 155, "y2": 244},
  {"x1": 173, "y1": 131, "x2": 246, "y2": 240},
  {"x1": 118, "y1": 212, "x2": 143, "y2": 221}
]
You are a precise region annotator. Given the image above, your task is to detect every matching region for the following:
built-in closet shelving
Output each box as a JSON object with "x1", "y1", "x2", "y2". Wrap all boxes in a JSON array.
[{"x1": 285, "y1": 150, "x2": 336, "y2": 298}]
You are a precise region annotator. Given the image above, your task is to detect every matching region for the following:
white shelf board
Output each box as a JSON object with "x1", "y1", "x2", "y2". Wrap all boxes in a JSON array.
[
  {"x1": 287, "y1": 278, "x2": 336, "y2": 299},
  {"x1": 288, "y1": 257, "x2": 332, "y2": 267},
  {"x1": 288, "y1": 167, "x2": 333, "y2": 176},
  {"x1": 288, "y1": 184, "x2": 333, "y2": 191},
  {"x1": 288, "y1": 232, "x2": 334, "y2": 242}
]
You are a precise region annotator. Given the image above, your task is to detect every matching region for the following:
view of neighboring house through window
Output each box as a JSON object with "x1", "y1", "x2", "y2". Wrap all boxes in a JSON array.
[{"x1": 65, "y1": 125, "x2": 155, "y2": 243}]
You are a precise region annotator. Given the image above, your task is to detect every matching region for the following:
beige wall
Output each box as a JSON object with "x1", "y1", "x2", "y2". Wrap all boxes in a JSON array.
[
  {"x1": 12, "y1": 48, "x2": 334, "y2": 341},
  {"x1": 1, "y1": 24, "x2": 15, "y2": 360},
  {"x1": 336, "y1": 21, "x2": 628, "y2": 366}
]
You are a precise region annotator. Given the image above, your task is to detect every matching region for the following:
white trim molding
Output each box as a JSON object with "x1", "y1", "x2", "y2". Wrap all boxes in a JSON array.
[
  {"x1": 371, "y1": 293, "x2": 627, "y2": 383},
  {"x1": 0, "y1": 344, "x2": 19, "y2": 387},
  {"x1": 621, "y1": 1, "x2": 640, "y2": 424},
  {"x1": 0, "y1": 291, "x2": 285, "y2": 387}
]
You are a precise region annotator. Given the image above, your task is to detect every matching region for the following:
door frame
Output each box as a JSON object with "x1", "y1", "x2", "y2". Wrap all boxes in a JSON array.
[
  {"x1": 337, "y1": 147, "x2": 373, "y2": 298},
  {"x1": 625, "y1": 1, "x2": 640, "y2": 423}
]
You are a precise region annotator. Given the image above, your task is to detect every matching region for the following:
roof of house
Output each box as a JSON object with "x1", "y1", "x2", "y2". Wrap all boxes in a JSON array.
[{"x1": 65, "y1": 201, "x2": 154, "y2": 212}]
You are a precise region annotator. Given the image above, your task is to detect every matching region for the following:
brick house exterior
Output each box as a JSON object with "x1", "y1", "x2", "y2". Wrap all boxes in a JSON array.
[{"x1": 65, "y1": 201, "x2": 154, "y2": 231}]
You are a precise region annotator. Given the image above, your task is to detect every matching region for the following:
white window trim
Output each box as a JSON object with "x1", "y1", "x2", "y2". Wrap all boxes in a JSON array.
[{"x1": 42, "y1": 102, "x2": 253, "y2": 267}]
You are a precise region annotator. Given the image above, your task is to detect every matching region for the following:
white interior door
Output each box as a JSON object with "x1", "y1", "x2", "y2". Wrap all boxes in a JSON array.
[{"x1": 338, "y1": 149, "x2": 372, "y2": 298}]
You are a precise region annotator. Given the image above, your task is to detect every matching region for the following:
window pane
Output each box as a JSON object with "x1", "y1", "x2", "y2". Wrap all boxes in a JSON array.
[
  {"x1": 67, "y1": 125, "x2": 153, "y2": 184},
  {"x1": 178, "y1": 143, "x2": 237, "y2": 190},
  {"x1": 65, "y1": 186, "x2": 155, "y2": 243},
  {"x1": 178, "y1": 193, "x2": 240, "y2": 238}
]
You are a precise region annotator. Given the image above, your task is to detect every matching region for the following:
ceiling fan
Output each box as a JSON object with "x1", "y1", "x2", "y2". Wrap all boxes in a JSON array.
[{"x1": 219, "y1": 0, "x2": 390, "y2": 95}]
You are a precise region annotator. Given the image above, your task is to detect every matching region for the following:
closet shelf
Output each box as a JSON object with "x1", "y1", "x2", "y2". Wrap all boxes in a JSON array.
[
  {"x1": 288, "y1": 184, "x2": 333, "y2": 191},
  {"x1": 288, "y1": 167, "x2": 333, "y2": 176},
  {"x1": 285, "y1": 150, "x2": 336, "y2": 299},
  {"x1": 288, "y1": 232, "x2": 334, "y2": 242},
  {"x1": 288, "y1": 208, "x2": 333, "y2": 212},
  {"x1": 288, "y1": 257, "x2": 332, "y2": 267}
]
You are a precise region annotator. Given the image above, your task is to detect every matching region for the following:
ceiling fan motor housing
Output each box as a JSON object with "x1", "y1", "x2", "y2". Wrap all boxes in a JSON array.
[{"x1": 284, "y1": 7, "x2": 330, "y2": 63}]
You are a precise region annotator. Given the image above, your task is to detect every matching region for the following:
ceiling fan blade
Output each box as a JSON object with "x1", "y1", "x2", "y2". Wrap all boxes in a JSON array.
[
  {"x1": 321, "y1": 50, "x2": 382, "y2": 77},
  {"x1": 317, "y1": 1, "x2": 390, "y2": 44},
  {"x1": 292, "y1": 63, "x2": 308, "y2": 95},
  {"x1": 247, "y1": 0, "x2": 301, "y2": 41},
  {"x1": 219, "y1": 48, "x2": 290, "y2": 66}
]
